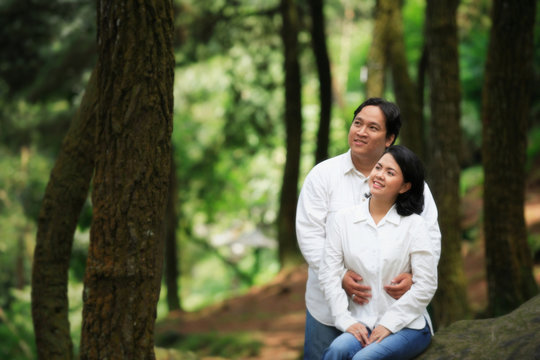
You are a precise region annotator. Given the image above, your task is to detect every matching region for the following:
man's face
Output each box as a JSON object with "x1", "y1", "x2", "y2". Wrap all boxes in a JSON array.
[{"x1": 348, "y1": 105, "x2": 394, "y2": 160}]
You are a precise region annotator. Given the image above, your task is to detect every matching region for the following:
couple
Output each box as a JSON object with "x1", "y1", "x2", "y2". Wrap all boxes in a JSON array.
[{"x1": 296, "y1": 98, "x2": 441, "y2": 360}]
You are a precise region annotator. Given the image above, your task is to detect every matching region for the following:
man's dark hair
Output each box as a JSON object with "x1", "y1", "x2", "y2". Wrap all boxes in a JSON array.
[
  {"x1": 384, "y1": 145, "x2": 424, "y2": 216},
  {"x1": 352, "y1": 98, "x2": 401, "y2": 146}
]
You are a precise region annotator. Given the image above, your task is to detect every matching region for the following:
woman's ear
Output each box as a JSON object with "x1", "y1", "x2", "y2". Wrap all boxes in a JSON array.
[{"x1": 399, "y1": 182, "x2": 411, "y2": 194}]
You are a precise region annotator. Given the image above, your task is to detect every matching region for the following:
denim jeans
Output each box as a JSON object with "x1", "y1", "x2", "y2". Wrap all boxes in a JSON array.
[
  {"x1": 303, "y1": 309, "x2": 342, "y2": 360},
  {"x1": 322, "y1": 323, "x2": 431, "y2": 360}
]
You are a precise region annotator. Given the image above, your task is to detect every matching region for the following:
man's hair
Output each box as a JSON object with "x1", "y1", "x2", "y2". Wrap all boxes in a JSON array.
[
  {"x1": 384, "y1": 145, "x2": 424, "y2": 216},
  {"x1": 352, "y1": 98, "x2": 401, "y2": 146}
]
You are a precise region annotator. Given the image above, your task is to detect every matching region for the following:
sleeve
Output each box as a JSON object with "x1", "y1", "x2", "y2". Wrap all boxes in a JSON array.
[
  {"x1": 318, "y1": 215, "x2": 357, "y2": 332},
  {"x1": 379, "y1": 218, "x2": 438, "y2": 333},
  {"x1": 296, "y1": 166, "x2": 330, "y2": 272},
  {"x1": 421, "y1": 183, "x2": 441, "y2": 264}
]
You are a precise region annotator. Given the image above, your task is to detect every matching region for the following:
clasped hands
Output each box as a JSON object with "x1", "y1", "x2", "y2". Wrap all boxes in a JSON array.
[
  {"x1": 342, "y1": 270, "x2": 413, "y2": 305},
  {"x1": 346, "y1": 323, "x2": 391, "y2": 346}
]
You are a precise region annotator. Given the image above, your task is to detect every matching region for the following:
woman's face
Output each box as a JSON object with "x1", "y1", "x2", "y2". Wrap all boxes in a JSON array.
[{"x1": 369, "y1": 153, "x2": 411, "y2": 201}]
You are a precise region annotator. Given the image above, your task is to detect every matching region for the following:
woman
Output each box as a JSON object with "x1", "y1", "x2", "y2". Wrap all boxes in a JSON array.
[{"x1": 319, "y1": 145, "x2": 437, "y2": 360}]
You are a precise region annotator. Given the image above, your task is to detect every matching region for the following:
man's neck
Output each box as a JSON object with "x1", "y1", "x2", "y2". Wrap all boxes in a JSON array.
[{"x1": 350, "y1": 153, "x2": 379, "y2": 177}]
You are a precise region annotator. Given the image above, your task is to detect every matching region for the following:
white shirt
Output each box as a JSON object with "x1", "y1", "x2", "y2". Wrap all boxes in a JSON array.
[
  {"x1": 296, "y1": 150, "x2": 441, "y2": 326},
  {"x1": 319, "y1": 201, "x2": 437, "y2": 333}
]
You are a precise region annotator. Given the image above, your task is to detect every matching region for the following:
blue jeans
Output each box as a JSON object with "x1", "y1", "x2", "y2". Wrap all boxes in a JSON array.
[
  {"x1": 322, "y1": 323, "x2": 431, "y2": 360},
  {"x1": 304, "y1": 309, "x2": 342, "y2": 360}
]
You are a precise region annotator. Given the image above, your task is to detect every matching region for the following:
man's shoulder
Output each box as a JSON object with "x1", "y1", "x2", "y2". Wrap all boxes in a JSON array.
[{"x1": 309, "y1": 152, "x2": 349, "y2": 174}]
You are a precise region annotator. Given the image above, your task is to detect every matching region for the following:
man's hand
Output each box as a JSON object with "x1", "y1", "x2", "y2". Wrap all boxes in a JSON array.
[
  {"x1": 342, "y1": 270, "x2": 372, "y2": 305},
  {"x1": 367, "y1": 325, "x2": 391, "y2": 344},
  {"x1": 383, "y1": 273, "x2": 413, "y2": 300}
]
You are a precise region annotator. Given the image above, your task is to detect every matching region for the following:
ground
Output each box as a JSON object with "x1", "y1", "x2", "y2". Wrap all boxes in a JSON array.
[{"x1": 155, "y1": 186, "x2": 540, "y2": 360}]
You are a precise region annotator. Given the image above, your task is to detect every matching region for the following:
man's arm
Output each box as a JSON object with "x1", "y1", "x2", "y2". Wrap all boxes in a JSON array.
[{"x1": 296, "y1": 169, "x2": 329, "y2": 271}]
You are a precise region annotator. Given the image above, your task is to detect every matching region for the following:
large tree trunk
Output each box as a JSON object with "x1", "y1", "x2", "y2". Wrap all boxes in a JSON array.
[
  {"x1": 31, "y1": 69, "x2": 98, "y2": 360},
  {"x1": 366, "y1": 0, "x2": 424, "y2": 160},
  {"x1": 164, "y1": 152, "x2": 181, "y2": 312},
  {"x1": 79, "y1": 1, "x2": 175, "y2": 358},
  {"x1": 309, "y1": 0, "x2": 332, "y2": 164},
  {"x1": 277, "y1": 0, "x2": 303, "y2": 269},
  {"x1": 482, "y1": 0, "x2": 538, "y2": 317},
  {"x1": 426, "y1": 0, "x2": 469, "y2": 329}
]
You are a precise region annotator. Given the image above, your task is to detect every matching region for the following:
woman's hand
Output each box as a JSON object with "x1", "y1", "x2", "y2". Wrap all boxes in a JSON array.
[
  {"x1": 346, "y1": 323, "x2": 369, "y2": 346},
  {"x1": 367, "y1": 325, "x2": 391, "y2": 344},
  {"x1": 342, "y1": 270, "x2": 372, "y2": 304}
]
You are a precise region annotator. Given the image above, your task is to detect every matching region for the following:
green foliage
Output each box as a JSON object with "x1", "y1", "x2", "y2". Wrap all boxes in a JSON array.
[
  {"x1": 460, "y1": 165, "x2": 484, "y2": 196},
  {"x1": 0, "y1": 288, "x2": 35, "y2": 360}
]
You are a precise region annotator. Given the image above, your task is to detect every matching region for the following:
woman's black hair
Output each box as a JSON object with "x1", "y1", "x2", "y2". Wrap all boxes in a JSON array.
[{"x1": 384, "y1": 145, "x2": 425, "y2": 216}]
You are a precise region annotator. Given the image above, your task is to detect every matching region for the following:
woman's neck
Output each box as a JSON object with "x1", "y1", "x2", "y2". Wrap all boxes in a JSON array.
[{"x1": 369, "y1": 196, "x2": 395, "y2": 225}]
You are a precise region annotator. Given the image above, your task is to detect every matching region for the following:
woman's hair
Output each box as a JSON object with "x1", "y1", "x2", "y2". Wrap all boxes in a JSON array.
[{"x1": 384, "y1": 145, "x2": 425, "y2": 216}]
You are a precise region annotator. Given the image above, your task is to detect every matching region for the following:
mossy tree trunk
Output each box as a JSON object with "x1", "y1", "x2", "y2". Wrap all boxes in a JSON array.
[
  {"x1": 309, "y1": 0, "x2": 332, "y2": 164},
  {"x1": 31, "y1": 69, "x2": 98, "y2": 360},
  {"x1": 426, "y1": 0, "x2": 469, "y2": 328},
  {"x1": 366, "y1": 0, "x2": 424, "y2": 160},
  {"x1": 79, "y1": 0, "x2": 175, "y2": 358},
  {"x1": 277, "y1": 0, "x2": 304, "y2": 269},
  {"x1": 482, "y1": 0, "x2": 538, "y2": 317}
]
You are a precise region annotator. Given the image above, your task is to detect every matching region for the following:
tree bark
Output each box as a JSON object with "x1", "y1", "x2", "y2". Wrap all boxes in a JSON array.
[
  {"x1": 31, "y1": 68, "x2": 98, "y2": 360},
  {"x1": 366, "y1": 0, "x2": 424, "y2": 160},
  {"x1": 79, "y1": 0, "x2": 175, "y2": 358},
  {"x1": 277, "y1": 0, "x2": 304, "y2": 268},
  {"x1": 386, "y1": 1, "x2": 424, "y2": 160},
  {"x1": 482, "y1": 0, "x2": 538, "y2": 316},
  {"x1": 309, "y1": 0, "x2": 332, "y2": 164},
  {"x1": 426, "y1": 0, "x2": 469, "y2": 329}
]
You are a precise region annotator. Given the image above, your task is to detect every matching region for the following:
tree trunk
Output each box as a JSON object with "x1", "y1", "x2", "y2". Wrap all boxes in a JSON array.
[
  {"x1": 366, "y1": 0, "x2": 424, "y2": 160},
  {"x1": 309, "y1": 0, "x2": 332, "y2": 164},
  {"x1": 482, "y1": 0, "x2": 538, "y2": 316},
  {"x1": 426, "y1": 0, "x2": 469, "y2": 329},
  {"x1": 79, "y1": 1, "x2": 175, "y2": 358},
  {"x1": 365, "y1": 0, "x2": 388, "y2": 97},
  {"x1": 31, "y1": 68, "x2": 98, "y2": 360},
  {"x1": 164, "y1": 152, "x2": 181, "y2": 312},
  {"x1": 386, "y1": 1, "x2": 424, "y2": 160},
  {"x1": 277, "y1": 0, "x2": 303, "y2": 269}
]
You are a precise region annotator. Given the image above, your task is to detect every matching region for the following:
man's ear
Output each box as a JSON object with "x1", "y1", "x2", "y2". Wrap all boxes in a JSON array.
[
  {"x1": 385, "y1": 134, "x2": 395, "y2": 148},
  {"x1": 399, "y1": 182, "x2": 411, "y2": 194}
]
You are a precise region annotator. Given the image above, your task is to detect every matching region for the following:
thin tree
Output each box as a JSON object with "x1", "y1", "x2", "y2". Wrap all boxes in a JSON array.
[
  {"x1": 309, "y1": 0, "x2": 333, "y2": 164},
  {"x1": 164, "y1": 152, "x2": 181, "y2": 311},
  {"x1": 31, "y1": 69, "x2": 98, "y2": 360},
  {"x1": 79, "y1": 0, "x2": 175, "y2": 358},
  {"x1": 365, "y1": 0, "x2": 424, "y2": 160},
  {"x1": 482, "y1": 0, "x2": 538, "y2": 316},
  {"x1": 426, "y1": 0, "x2": 469, "y2": 328},
  {"x1": 277, "y1": 0, "x2": 304, "y2": 268}
]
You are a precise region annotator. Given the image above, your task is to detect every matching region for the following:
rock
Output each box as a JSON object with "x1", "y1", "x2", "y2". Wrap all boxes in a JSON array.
[{"x1": 417, "y1": 294, "x2": 540, "y2": 360}]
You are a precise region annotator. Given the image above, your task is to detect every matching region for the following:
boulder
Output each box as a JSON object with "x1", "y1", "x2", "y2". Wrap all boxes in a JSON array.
[{"x1": 417, "y1": 294, "x2": 540, "y2": 360}]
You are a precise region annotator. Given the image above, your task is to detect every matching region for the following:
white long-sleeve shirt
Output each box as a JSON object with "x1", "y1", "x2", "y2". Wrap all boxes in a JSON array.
[
  {"x1": 296, "y1": 150, "x2": 441, "y2": 326},
  {"x1": 319, "y1": 201, "x2": 438, "y2": 333}
]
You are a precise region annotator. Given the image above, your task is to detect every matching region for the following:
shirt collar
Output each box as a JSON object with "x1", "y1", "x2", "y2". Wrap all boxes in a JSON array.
[
  {"x1": 342, "y1": 149, "x2": 368, "y2": 180},
  {"x1": 353, "y1": 199, "x2": 401, "y2": 226}
]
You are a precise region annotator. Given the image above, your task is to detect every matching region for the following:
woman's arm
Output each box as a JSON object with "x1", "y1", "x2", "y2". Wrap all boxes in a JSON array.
[{"x1": 378, "y1": 218, "x2": 438, "y2": 333}]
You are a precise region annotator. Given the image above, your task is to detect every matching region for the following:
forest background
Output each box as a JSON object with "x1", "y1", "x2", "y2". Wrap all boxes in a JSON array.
[{"x1": 1, "y1": 0, "x2": 539, "y2": 359}]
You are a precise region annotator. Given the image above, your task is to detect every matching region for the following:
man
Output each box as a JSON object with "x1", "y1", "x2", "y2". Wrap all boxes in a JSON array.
[{"x1": 296, "y1": 98, "x2": 441, "y2": 359}]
